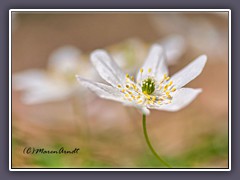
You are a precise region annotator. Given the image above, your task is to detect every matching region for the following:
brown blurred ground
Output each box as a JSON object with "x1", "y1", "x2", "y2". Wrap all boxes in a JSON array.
[{"x1": 12, "y1": 13, "x2": 159, "y2": 72}]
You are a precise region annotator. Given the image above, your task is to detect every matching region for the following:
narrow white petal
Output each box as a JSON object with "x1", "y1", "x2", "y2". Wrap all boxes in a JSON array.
[
  {"x1": 76, "y1": 75, "x2": 124, "y2": 102},
  {"x1": 137, "y1": 44, "x2": 168, "y2": 82},
  {"x1": 151, "y1": 88, "x2": 202, "y2": 112},
  {"x1": 90, "y1": 50, "x2": 125, "y2": 87},
  {"x1": 171, "y1": 55, "x2": 207, "y2": 89}
]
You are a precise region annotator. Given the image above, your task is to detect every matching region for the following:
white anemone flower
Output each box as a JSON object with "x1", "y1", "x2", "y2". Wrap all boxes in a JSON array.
[
  {"x1": 13, "y1": 46, "x2": 96, "y2": 104},
  {"x1": 76, "y1": 44, "x2": 207, "y2": 115}
]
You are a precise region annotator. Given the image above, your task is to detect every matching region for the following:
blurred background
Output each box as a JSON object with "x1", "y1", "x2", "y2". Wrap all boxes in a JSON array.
[{"x1": 11, "y1": 11, "x2": 229, "y2": 168}]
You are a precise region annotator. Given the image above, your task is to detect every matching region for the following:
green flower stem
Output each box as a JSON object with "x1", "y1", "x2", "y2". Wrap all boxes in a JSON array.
[{"x1": 142, "y1": 114, "x2": 172, "y2": 168}]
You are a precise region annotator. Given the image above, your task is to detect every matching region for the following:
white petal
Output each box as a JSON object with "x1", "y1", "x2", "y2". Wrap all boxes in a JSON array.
[
  {"x1": 171, "y1": 55, "x2": 207, "y2": 89},
  {"x1": 13, "y1": 69, "x2": 75, "y2": 104},
  {"x1": 151, "y1": 88, "x2": 202, "y2": 112},
  {"x1": 159, "y1": 34, "x2": 186, "y2": 65},
  {"x1": 90, "y1": 50, "x2": 125, "y2": 87},
  {"x1": 12, "y1": 69, "x2": 47, "y2": 90},
  {"x1": 137, "y1": 44, "x2": 168, "y2": 82},
  {"x1": 21, "y1": 84, "x2": 72, "y2": 104},
  {"x1": 76, "y1": 75, "x2": 124, "y2": 102}
]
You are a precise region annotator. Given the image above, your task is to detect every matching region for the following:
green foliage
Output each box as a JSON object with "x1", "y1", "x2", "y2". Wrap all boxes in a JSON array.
[
  {"x1": 13, "y1": 133, "x2": 228, "y2": 168},
  {"x1": 137, "y1": 133, "x2": 228, "y2": 168}
]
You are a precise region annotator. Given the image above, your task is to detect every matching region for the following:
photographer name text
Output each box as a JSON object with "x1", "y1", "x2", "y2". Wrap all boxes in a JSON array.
[{"x1": 23, "y1": 147, "x2": 80, "y2": 155}]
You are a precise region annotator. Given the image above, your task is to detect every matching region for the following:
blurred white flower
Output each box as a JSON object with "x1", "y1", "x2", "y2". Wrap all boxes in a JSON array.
[
  {"x1": 111, "y1": 38, "x2": 147, "y2": 73},
  {"x1": 158, "y1": 34, "x2": 185, "y2": 65},
  {"x1": 150, "y1": 14, "x2": 227, "y2": 61},
  {"x1": 112, "y1": 35, "x2": 185, "y2": 74},
  {"x1": 77, "y1": 44, "x2": 207, "y2": 115},
  {"x1": 13, "y1": 46, "x2": 96, "y2": 104}
]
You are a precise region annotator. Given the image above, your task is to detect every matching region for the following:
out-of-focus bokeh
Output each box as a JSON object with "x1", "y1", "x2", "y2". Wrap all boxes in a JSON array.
[{"x1": 11, "y1": 12, "x2": 229, "y2": 168}]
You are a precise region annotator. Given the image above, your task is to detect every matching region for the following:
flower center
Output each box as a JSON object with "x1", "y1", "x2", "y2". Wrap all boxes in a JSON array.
[
  {"x1": 141, "y1": 78, "x2": 155, "y2": 95},
  {"x1": 117, "y1": 69, "x2": 177, "y2": 107}
]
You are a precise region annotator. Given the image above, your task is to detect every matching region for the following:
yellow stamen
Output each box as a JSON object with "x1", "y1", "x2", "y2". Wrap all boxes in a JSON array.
[
  {"x1": 145, "y1": 94, "x2": 151, "y2": 100},
  {"x1": 148, "y1": 100, "x2": 154, "y2": 104},
  {"x1": 140, "y1": 68, "x2": 144, "y2": 73},
  {"x1": 126, "y1": 85, "x2": 130, "y2": 88},
  {"x1": 166, "y1": 91, "x2": 171, "y2": 98},
  {"x1": 159, "y1": 79, "x2": 164, "y2": 84},
  {"x1": 152, "y1": 96, "x2": 156, "y2": 101},
  {"x1": 159, "y1": 97, "x2": 164, "y2": 101},
  {"x1": 164, "y1": 84, "x2": 169, "y2": 90},
  {"x1": 117, "y1": 84, "x2": 122, "y2": 88},
  {"x1": 126, "y1": 74, "x2": 130, "y2": 78},
  {"x1": 168, "y1": 81, "x2": 173, "y2": 86},
  {"x1": 148, "y1": 68, "x2": 152, "y2": 73},
  {"x1": 171, "y1": 87, "x2": 176, "y2": 92},
  {"x1": 131, "y1": 76, "x2": 134, "y2": 81},
  {"x1": 164, "y1": 74, "x2": 170, "y2": 80}
]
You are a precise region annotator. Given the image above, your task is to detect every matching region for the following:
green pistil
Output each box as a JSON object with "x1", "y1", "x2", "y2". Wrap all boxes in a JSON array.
[{"x1": 142, "y1": 78, "x2": 155, "y2": 95}]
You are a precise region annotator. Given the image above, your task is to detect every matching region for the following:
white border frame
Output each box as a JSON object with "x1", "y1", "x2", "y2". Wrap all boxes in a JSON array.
[{"x1": 9, "y1": 9, "x2": 231, "y2": 171}]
